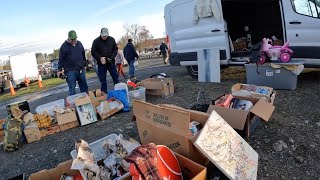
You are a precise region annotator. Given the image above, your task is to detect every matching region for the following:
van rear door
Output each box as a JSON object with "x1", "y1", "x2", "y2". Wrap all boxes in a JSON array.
[
  {"x1": 166, "y1": 0, "x2": 230, "y2": 66},
  {"x1": 282, "y1": 0, "x2": 320, "y2": 64}
]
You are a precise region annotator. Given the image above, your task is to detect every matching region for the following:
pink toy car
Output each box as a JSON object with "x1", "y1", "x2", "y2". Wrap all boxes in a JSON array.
[{"x1": 258, "y1": 38, "x2": 293, "y2": 64}]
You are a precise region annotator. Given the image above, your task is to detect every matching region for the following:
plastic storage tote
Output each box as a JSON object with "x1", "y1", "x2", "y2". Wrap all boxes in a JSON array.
[
  {"x1": 70, "y1": 134, "x2": 131, "y2": 180},
  {"x1": 35, "y1": 99, "x2": 65, "y2": 117},
  {"x1": 128, "y1": 87, "x2": 146, "y2": 107},
  {"x1": 245, "y1": 63, "x2": 298, "y2": 90}
]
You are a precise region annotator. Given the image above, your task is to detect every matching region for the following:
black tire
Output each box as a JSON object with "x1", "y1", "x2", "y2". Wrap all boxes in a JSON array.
[{"x1": 187, "y1": 66, "x2": 198, "y2": 78}]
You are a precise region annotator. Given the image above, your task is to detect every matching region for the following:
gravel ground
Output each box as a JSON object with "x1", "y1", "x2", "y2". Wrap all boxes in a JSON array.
[{"x1": 0, "y1": 58, "x2": 319, "y2": 180}]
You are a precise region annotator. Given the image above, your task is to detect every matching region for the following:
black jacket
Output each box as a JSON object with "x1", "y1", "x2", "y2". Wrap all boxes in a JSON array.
[
  {"x1": 123, "y1": 42, "x2": 139, "y2": 61},
  {"x1": 91, "y1": 36, "x2": 118, "y2": 65},
  {"x1": 160, "y1": 43, "x2": 168, "y2": 54},
  {"x1": 58, "y1": 40, "x2": 86, "y2": 72}
]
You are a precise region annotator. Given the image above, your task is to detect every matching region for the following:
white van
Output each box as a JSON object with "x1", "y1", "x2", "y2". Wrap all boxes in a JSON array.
[{"x1": 164, "y1": 0, "x2": 320, "y2": 77}]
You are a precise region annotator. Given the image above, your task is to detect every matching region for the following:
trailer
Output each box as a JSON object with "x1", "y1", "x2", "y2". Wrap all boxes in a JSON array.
[{"x1": 9, "y1": 52, "x2": 38, "y2": 87}]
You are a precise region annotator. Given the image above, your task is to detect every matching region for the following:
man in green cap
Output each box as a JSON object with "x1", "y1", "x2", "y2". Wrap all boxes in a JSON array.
[{"x1": 58, "y1": 30, "x2": 88, "y2": 95}]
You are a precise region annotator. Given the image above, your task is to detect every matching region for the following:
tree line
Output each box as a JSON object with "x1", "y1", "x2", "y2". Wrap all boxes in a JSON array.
[{"x1": 0, "y1": 23, "x2": 159, "y2": 70}]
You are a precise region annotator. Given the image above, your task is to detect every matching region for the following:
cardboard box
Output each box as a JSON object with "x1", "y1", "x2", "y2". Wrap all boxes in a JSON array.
[
  {"x1": 97, "y1": 99, "x2": 124, "y2": 120},
  {"x1": 123, "y1": 152, "x2": 207, "y2": 180},
  {"x1": 0, "y1": 119, "x2": 5, "y2": 142},
  {"x1": 233, "y1": 39, "x2": 247, "y2": 51},
  {"x1": 40, "y1": 126, "x2": 61, "y2": 137},
  {"x1": 24, "y1": 122, "x2": 41, "y2": 143},
  {"x1": 273, "y1": 39, "x2": 283, "y2": 45},
  {"x1": 89, "y1": 89, "x2": 107, "y2": 108},
  {"x1": 55, "y1": 109, "x2": 79, "y2": 131},
  {"x1": 133, "y1": 100, "x2": 208, "y2": 165},
  {"x1": 231, "y1": 83, "x2": 276, "y2": 104},
  {"x1": 29, "y1": 160, "x2": 80, "y2": 180},
  {"x1": 59, "y1": 121, "x2": 79, "y2": 131},
  {"x1": 208, "y1": 95, "x2": 275, "y2": 138},
  {"x1": 175, "y1": 153, "x2": 207, "y2": 180},
  {"x1": 75, "y1": 96, "x2": 98, "y2": 126},
  {"x1": 6, "y1": 101, "x2": 30, "y2": 117},
  {"x1": 140, "y1": 78, "x2": 174, "y2": 98}
]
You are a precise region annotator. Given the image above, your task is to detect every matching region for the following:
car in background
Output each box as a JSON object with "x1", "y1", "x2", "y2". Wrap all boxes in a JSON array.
[{"x1": 50, "y1": 59, "x2": 59, "y2": 78}]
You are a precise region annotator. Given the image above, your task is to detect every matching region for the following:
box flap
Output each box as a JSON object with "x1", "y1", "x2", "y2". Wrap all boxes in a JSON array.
[
  {"x1": 57, "y1": 111, "x2": 77, "y2": 125},
  {"x1": 46, "y1": 166, "x2": 62, "y2": 180},
  {"x1": 141, "y1": 78, "x2": 173, "y2": 90},
  {"x1": 250, "y1": 99, "x2": 275, "y2": 121},
  {"x1": 160, "y1": 104, "x2": 209, "y2": 126},
  {"x1": 194, "y1": 111, "x2": 259, "y2": 180},
  {"x1": 140, "y1": 78, "x2": 162, "y2": 89},
  {"x1": 133, "y1": 100, "x2": 190, "y2": 136},
  {"x1": 75, "y1": 96, "x2": 92, "y2": 106},
  {"x1": 207, "y1": 105, "x2": 248, "y2": 130},
  {"x1": 58, "y1": 160, "x2": 79, "y2": 176},
  {"x1": 231, "y1": 83, "x2": 242, "y2": 92},
  {"x1": 88, "y1": 91, "x2": 95, "y2": 98},
  {"x1": 174, "y1": 153, "x2": 207, "y2": 180},
  {"x1": 29, "y1": 170, "x2": 50, "y2": 180}
]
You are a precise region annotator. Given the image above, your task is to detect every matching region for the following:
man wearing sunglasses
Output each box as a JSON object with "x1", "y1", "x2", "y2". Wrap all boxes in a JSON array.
[
  {"x1": 91, "y1": 27, "x2": 119, "y2": 93},
  {"x1": 58, "y1": 30, "x2": 88, "y2": 95}
]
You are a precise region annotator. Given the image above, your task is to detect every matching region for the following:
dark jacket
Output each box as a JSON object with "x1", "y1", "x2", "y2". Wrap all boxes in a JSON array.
[
  {"x1": 58, "y1": 40, "x2": 86, "y2": 72},
  {"x1": 123, "y1": 42, "x2": 139, "y2": 61},
  {"x1": 159, "y1": 43, "x2": 168, "y2": 54},
  {"x1": 91, "y1": 36, "x2": 118, "y2": 66}
]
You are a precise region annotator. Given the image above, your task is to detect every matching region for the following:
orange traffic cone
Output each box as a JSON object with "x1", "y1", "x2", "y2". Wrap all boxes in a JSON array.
[
  {"x1": 24, "y1": 75, "x2": 30, "y2": 87},
  {"x1": 10, "y1": 81, "x2": 16, "y2": 96},
  {"x1": 38, "y1": 75, "x2": 43, "y2": 88}
]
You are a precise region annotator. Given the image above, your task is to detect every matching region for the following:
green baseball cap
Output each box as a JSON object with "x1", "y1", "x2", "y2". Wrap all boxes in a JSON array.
[{"x1": 68, "y1": 30, "x2": 77, "y2": 39}]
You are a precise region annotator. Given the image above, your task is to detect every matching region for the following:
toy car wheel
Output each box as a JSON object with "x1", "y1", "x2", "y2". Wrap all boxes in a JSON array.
[
  {"x1": 280, "y1": 52, "x2": 291, "y2": 62},
  {"x1": 258, "y1": 55, "x2": 267, "y2": 65}
]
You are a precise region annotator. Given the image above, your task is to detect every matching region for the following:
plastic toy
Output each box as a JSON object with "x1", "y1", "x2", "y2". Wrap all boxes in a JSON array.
[{"x1": 258, "y1": 38, "x2": 293, "y2": 64}]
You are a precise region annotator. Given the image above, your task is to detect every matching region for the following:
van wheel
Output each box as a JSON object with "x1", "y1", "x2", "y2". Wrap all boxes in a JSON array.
[{"x1": 187, "y1": 66, "x2": 198, "y2": 78}]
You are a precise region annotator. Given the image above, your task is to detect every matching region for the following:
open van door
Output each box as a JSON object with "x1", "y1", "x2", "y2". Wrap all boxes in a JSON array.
[
  {"x1": 282, "y1": 0, "x2": 320, "y2": 65},
  {"x1": 165, "y1": 0, "x2": 230, "y2": 77}
]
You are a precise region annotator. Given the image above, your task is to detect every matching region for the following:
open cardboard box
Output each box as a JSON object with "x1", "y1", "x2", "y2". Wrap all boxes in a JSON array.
[
  {"x1": 208, "y1": 95, "x2": 275, "y2": 138},
  {"x1": 123, "y1": 152, "x2": 207, "y2": 180},
  {"x1": 140, "y1": 78, "x2": 174, "y2": 98},
  {"x1": 89, "y1": 89, "x2": 107, "y2": 108},
  {"x1": 231, "y1": 83, "x2": 276, "y2": 104},
  {"x1": 0, "y1": 119, "x2": 5, "y2": 142},
  {"x1": 55, "y1": 108, "x2": 79, "y2": 131},
  {"x1": 133, "y1": 100, "x2": 209, "y2": 165},
  {"x1": 29, "y1": 160, "x2": 80, "y2": 180},
  {"x1": 97, "y1": 98, "x2": 124, "y2": 120},
  {"x1": 75, "y1": 96, "x2": 98, "y2": 126}
]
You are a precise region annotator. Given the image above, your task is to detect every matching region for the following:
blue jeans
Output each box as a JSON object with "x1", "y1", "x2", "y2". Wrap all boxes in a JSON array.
[
  {"x1": 128, "y1": 60, "x2": 135, "y2": 78},
  {"x1": 98, "y1": 64, "x2": 119, "y2": 93},
  {"x1": 65, "y1": 69, "x2": 88, "y2": 95}
]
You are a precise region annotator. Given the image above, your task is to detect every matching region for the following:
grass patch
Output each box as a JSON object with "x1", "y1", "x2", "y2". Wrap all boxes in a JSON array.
[{"x1": 0, "y1": 71, "x2": 97, "y2": 102}]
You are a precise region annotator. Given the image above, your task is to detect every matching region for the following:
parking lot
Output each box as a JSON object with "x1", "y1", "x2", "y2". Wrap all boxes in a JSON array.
[{"x1": 0, "y1": 58, "x2": 320, "y2": 179}]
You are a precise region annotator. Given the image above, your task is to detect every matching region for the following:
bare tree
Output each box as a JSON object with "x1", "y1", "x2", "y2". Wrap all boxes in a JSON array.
[{"x1": 122, "y1": 24, "x2": 153, "y2": 51}]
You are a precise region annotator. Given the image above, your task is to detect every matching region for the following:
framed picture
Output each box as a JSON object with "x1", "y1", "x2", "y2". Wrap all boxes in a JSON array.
[{"x1": 76, "y1": 103, "x2": 98, "y2": 126}]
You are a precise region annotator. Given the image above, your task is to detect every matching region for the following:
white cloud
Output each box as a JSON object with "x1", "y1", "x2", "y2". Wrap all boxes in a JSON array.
[
  {"x1": 92, "y1": 0, "x2": 138, "y2": 18},
  {"x1": 0, "y1": 12, "x2": 166, "y2": 58},
  {"x1": 0, "y1": 22, "x2": 125, "y2": 58}
]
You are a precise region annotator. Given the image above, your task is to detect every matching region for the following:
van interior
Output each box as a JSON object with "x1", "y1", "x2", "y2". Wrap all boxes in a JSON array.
[{"x1": 222, "y1": 0, "x2": 284, "y2": 58}]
